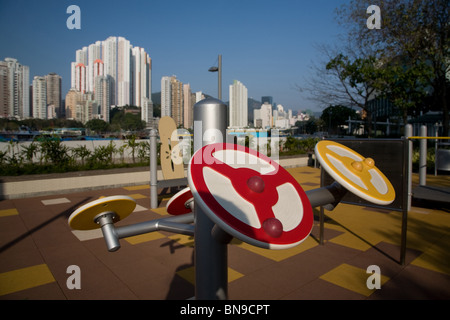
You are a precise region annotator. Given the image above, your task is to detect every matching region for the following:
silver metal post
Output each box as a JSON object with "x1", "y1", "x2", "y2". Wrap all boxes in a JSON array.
[
  {"x1": 405, "y1": 124, "x2": 412, "y2": 211},
  {"x1": 95, "y1": 213, "x2": 120, "y2": 252},
  {"x1": 419, "y1": 125, "x2": 427, "y2": 186},
  {"x1": 193, "y1": 97, "x2": 228, "y2": 300},
  {"x1": 218, "y1": 55, "x2": 222, "y2": 100},
  {"x1": 150, "y1": 128, "x2": 158, "y2": 209}
]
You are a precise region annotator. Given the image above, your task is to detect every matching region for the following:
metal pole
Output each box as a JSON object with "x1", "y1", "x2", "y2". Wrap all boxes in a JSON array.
[
  {"x1": 435, "y1": 130, "x2": 438, "y2": 176},
  {"x1": 193, "y1": 97, "x2": 228, "y2": 300},
  {"x1": 150, "y1": 128, "x2": 158, "y2": 209},
  {"x1": 405, "y1": 124, "x2": 412, "y2": 211},
  {"x1": 218, "y1": 55, "x2": 222, "y2": 101},
  {"x1": 419, "y1": 125, "x2": 427, "y2": 186},
  {"x1": 400, "y1": 135, "x2": 410, "y2": 265}
]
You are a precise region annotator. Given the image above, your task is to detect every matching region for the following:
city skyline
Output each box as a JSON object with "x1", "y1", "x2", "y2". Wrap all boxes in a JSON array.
[
  {"x1": 71, "y1": 36, "x2": 151, "y2": 108},
  {"x1": 0, "y1": 0, "x2": 348, "y2": 115}
]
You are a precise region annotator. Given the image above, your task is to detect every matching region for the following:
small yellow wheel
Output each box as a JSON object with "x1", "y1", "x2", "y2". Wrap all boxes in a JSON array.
[
  {"x1": 315, "y1": 141, "x2": 395, "y2": 205},
  {"x1": 68, "y1": 195, "x2": 136, "y2": 230}
]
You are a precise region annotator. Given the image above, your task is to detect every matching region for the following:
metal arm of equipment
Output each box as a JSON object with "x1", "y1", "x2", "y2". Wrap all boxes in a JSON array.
[
  {"x1": 305, "y1": 181, "x2": 348, "y2": 210},
  {"x1": 99, "y1": 182, "x2": 346, "y2": 252},
  {"x1": 100, "y1": 212, "x2": 195, "y2": 252}
]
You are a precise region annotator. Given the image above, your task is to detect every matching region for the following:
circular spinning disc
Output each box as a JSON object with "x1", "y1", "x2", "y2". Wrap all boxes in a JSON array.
[
  {"x1": 188, "y1": 143, "x2": 314, "y2": 250},
  {"x1": 68, "y1": 195, "x2": 136, "y2": 230},
  {"x1": 166, "y1": 187, "x2": 193, "y2": 215},
  {"x1": 315, "y1": 140, "x2": 395, "y2": 205}
]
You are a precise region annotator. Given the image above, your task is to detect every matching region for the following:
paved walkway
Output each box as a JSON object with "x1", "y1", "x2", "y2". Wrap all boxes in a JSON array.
[{"x1": 0, "y1": 167, "x2": 449, "y2": 300}]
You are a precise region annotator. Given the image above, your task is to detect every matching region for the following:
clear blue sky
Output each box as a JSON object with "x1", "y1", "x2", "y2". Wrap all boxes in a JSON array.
[{"x1": 0, "y1": 0, "x2": 349, "y2": 114}]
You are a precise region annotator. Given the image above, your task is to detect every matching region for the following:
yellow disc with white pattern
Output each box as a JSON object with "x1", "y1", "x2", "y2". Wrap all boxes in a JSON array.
[
  {"x1": 315, "y1": 140, "x2": 395, "y2": 205},
  {"x1": 68, "y1": 195, "x2": 136, "y2": 230}
]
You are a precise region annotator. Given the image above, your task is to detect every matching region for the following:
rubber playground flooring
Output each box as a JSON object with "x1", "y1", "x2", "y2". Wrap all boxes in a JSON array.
[{"x1": 0, "y1": 167, "x2": 449, "y2": 300}]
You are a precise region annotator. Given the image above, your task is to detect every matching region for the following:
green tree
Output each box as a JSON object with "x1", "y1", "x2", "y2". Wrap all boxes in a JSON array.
[
  {"x1": 85, "y1": 119, "x2": 110, "y2": 133},
  {"x1": 324, "y1": 54, "x2": 386, "y2": 136},
  {"x1": 337, "y1": 0, "x2": 450, "y2": 135},
  {"x1": 321, "y1": 105, "x2": 359, "y2": 135}
]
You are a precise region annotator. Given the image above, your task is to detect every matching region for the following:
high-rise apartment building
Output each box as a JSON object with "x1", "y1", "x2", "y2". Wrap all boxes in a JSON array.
[
  {"x1": 102, "y1": 36, "x2": 117, "y2": 105},
  {"x1": 254, "y1": 102, "x2": 272, "y2": 129},
  {"x1": 94, "y1": 75, "x2": 111, "y2": 122},
  {"x1": 87, "y1": 41, "x2": 102, "y2": 92},
  {"x1": 131, "y1": 46, "x2": 151, "y2": 108},
  {"x1": 45, "y1": 73, "x2": 62, "y2": 117},
  {"x1": 71, "y1": 36, "x2": 152, "y2": 122},
  {"x1": 32, "y1": 76, "x2": 47, "y2": 119},
  {"x1": 229, "y1": 80, "x2": 248, "y2": 128},
  {"x1": 93, "y1": 59, "x2": 104, "y2": 83},
  {"x1": 183, "y1": 83, "x2": 193, "y2": 129},
  {"x1": 171, "y1": 76, "x2": 183, "y2": 127},
  {"x1": 0, "y1": 58, "x2": 30, "y2": 119},
  {"x1": 141, "y1": 97, "x2": 153, "y2": 125},
  {"x1": 0, "y1": 61, "x2": 9, "y2": 117},
  {"x1": 118, "y1": 37, "x2": 131, "y2": 106},
  {"x1": 74, "y1": 63, "x2": 86, "y2": 94},
  {"x1": 65, "y1": 88, "x2": 80, "y2": 119},
  {"x1": 161, "y1": 76, "x2": 172, "y2": 118}
]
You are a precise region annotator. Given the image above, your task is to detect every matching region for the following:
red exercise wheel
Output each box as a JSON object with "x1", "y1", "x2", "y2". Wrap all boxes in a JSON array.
[
  {"x1": 166, "y1": 187, "x2": 194, "y2": 215},
  {"x1": 188, "y1": 143, "x2": 314, "y2": 249}
]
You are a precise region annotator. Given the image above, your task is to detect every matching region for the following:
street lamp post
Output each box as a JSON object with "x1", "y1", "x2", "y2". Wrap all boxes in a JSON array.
[{"x1": 208, "y1": 54, "x2": 222, "y2": 100}]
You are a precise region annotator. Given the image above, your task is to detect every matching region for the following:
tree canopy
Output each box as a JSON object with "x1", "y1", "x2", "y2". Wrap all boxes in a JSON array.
[{"x1": 300, "y1": 0, "x2": 449, "y2": 136}]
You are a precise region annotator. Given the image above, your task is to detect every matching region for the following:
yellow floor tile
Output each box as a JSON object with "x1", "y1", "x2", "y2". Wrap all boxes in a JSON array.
[
  {"x1": 128, "y1": 193, "x2": 148, "y2": 200},
  {"x1": 328, "y1": 233, "x2": 373, "y2": 251},
  {"x1": 411, "y1": 233, "x2": 450, "y2": 275},
  {"x1": 0, "y1": 208, "x2": 19, "y2": 217},
  {"x1": 168, "y1": 234, "x2": 195, "y2": 247},
  {"x1": 125, "y1": 232, "x2": 166, "y2": 245},
  {"x1": 176, "y1": 266, "x2": 244, "y2": 285},
  {"x1": 0, "y1": 264, "x2": 55, "y2": 296},
  {"x1": 151, "y1": 207, "x2": 169, "y2": 216},
  {"x1": 320, "y1": 263, "x2": 389, "y2": 297},
  {"x1": 231, "y1": 236, "x2": 318, "y2": 262},
  {"x1": 123, "y1": 185, "x2": 149, "y2": 191}
]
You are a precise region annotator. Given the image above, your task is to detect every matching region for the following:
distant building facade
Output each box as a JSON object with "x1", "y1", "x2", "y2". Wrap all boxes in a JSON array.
[{"x1": 229, "y1": 80, "x2": 248, "y2": 128}]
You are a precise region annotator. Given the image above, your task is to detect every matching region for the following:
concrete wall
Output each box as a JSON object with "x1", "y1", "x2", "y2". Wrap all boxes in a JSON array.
[{"x1": 0, "y1": 155, "x2": 309, "y2": 199}]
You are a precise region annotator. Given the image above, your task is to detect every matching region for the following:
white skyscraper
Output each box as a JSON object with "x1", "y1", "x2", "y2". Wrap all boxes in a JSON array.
[
  {"x1": 131, "y1": 46, "x2": 152, "y2": 108},
  {"x1": 118, "y1": 37, "x2": 131, "y2": 106},
  {"x1": 93, "y1": 59, "x2": 104, "y2": 81},
  {"x1": 254, "y1": 102, "x2": 272, "y2": 129},
  {"x1": 102, "y1": 36, "x2": 117, "y2": 105},
  {"x1": 76, "y1": 47, "x2": 88, "y2": 65},
  {"x1": 32, "y1": 76, "x2": 47, "y2": 119},
  {"x1": 0, "y1": 58, "x2": 30, "y2": 119},
  {"x1": 87, "y1": 41, "x2": 102, "y2": 92},
  {"x1": 161, "y1": 76, "x2": 172, "y2": 117},
  {"x1": 71, "y1": 36, "x2": 152, "y2": 116},
  {"x1": 141, "y1": 97, "x2": 153, "y2": 124},
  {"x1": 74, "y1": 63, "x2": 86, "y2": 94},
  {"x1": 229, "y1": 80, "x2": 248, "y2": 128}
]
